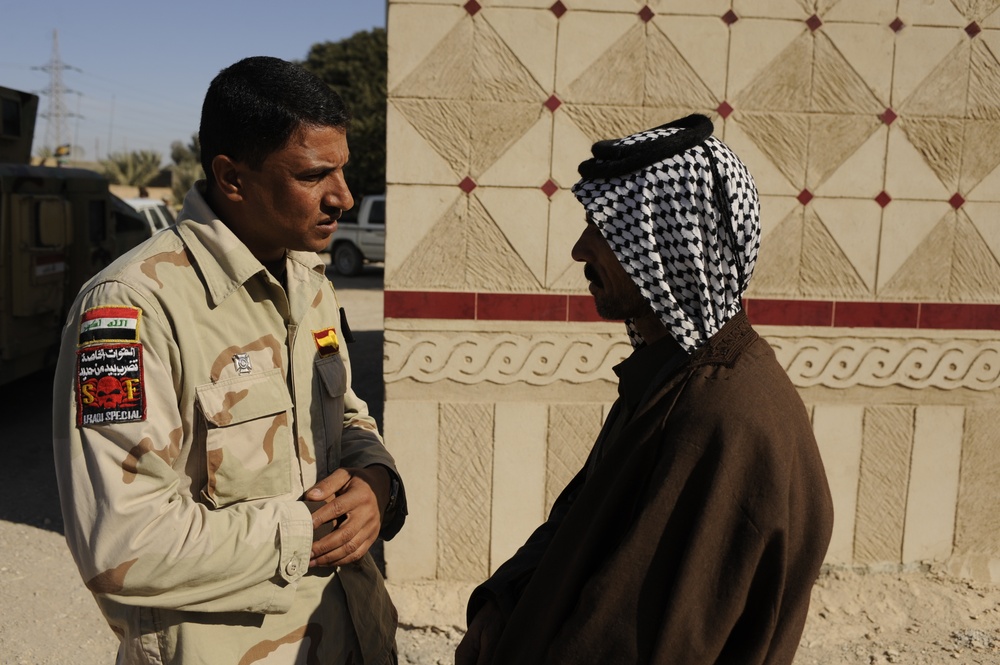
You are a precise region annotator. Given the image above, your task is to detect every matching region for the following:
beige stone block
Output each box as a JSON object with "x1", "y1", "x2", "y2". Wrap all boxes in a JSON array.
[
  {"x1": 477, "y1": 115, "x2": 554, "y2": 188},
  {"x1": 902, "y1": 405, "x2": 963, "y2": 564},
  {"x1": 814, "y1": 125, "x2": 888, "y2": 200},
  {"x1": 810, "y1": 197, "x2": 882, "y2": 292},
  {"x1": 812, "y1": 404, "x2": 864, "y2": 565},
  {"x1": 892, "y1": 26, "x2": 965, "y2": 104},
  {"x1": 985, "y1": 9, "x2": 1000, "y2": 28},
  {"x1": 383, "y1": 400, "x2": 440, "y2": 581},
  {"x1": 384, "y1": 185, "x2": 460, "y2": 281},
  {"x1": 722, "y1": 120, "x2": 799, "y2": 197},
  {"x1": 884, "y1": 124, "x2": 951, "y2": 201},
  {"x1": 546, "y1": 188, "x2": 587, "y2": 290},
  {"x1": 954, "y1": 406, "x2": 1000, "y2": 558},
  {"x1": 967, "y1": 156, "x2": 1000, "y2": 202},
  {"x1": 545, "y1": 404, "x2": 602, "y2": 513},
  {"x1": 476, "y1": 186, "x2": 553, "y2": 287},
  {"x1": 875, "y1": 199, "x2": 949, "y2": 294},
  {"x1": 562, "y1": 0, "x2": 644, "y2": 13},
  {"x1": 652, "y1": 14, "x2": 731, "y2": 99},
  {"x1": 387, "y1": 3, "x2": 466, "y2": 91},
  {"x1": 854, "y1": 405, "x2": 915, "y2": 564},
  {"x1": 821, "y1": 22, "x2": 895, "y2": 104},
  {"x1": 550, "y1": 111, "x2": 594, "y2": 195},
  {"x1": 649, "y1": 0, "x2": 729, "y2": 15},
  {"x1": 438, "y1": 403, "x2": 494, "y2": 581},
  {"x1": 481, "y1": 6, "x2": 559, "y2": 90},
  {"x1": 386, "y1": 102, "x2": 462, "y2": 187},
  {"x1": 967, "y1": 204, "x2": 1000, "y2": 269},
  {"x1": 757, "y1": 195, "x2": 800, "y2": 244},
  {"x1": 728, "y1": 18, "x2": 807, "y2": 100},
  {"x1": 554, "y1": 10, "x2": 639, "y2": 94},
  {"x1": 490, "y1": 402, "x2": 548, "y2": 573},
  {"x1": 896, "y1": 0, "x2": 967, "y2": 26},
  {"x1": 731, "y1": 0, "x2": 804, "y2": 20},
  {"x1": 824, "y1": 0, "x2": 897, "y2": 24},
  {"x1": 488, "y1": 0, "x2": 555, "y2": 7}
]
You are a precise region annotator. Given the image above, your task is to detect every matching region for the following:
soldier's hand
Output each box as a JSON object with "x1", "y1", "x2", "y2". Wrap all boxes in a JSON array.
[
  {"x1": 303, "y1": 465, "x2": 390, "y2": 567},
  {"x1": 455, "y1": 599, "x2": 504, "y2": 665}
]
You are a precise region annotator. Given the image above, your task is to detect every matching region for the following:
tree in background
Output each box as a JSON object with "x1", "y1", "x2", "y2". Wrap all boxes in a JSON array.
[
  {"x1": 300, "y1": 28, "x2": 386, "y2": 203},
  {"x1": 170, "y1": 133, "x2": 204, "y2": 206},
  {"x1": 100, "y1": 149, "x2": 162, "y2": 188}
]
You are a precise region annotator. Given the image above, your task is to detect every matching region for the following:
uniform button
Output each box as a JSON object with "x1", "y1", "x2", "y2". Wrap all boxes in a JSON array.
[{"x1": 285, "y1": 559, "x2": 300, "y2": 576}]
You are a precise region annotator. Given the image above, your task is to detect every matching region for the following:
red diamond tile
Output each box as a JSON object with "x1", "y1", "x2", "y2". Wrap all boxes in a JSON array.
[
  {"x1": 716, "y1": 101, "x2": 734, "y2": 119},
  {"x1": 949, "y1": 192, "x2": 965, "y2": 209},
  {"x1": 550, "y1": 1, "x2": 567, "y2": 18},
  {"x1": 889, "y1": 17, "x2": 905, "y2": 33},
  {"x1": 638, "y1": 5, "x2": 655, "y2": 22},
  {"x1": 541, "y1": 179, "x2": 559, "y2": 198},
  {"x1": 881, "y1": 107, "x2": 897, "y2": 125},
  {"x1": 875, "y1": 191, "x2": 892, "y2": 208},
  {"x1": 721, "y1": 9, "x2": 739, "y2": 25},
  {"x1": 459, "y1": 176, "x2": 477, "y2": 193},
  {"x1": 797, "y1": 189, "x2": 814, "y2": 206},
  {"x1": 966, "y1": 21, "x2": 982, "y2": 38},
  {"x1": 544, "y1": 94, "x2": 562, "y2": 112},
  {"x1": 464, "y1": 0, "x2": 481, "y2": 16},
  {"x1": 806, "y1": 14, "x2": 823, "y2": 31}
]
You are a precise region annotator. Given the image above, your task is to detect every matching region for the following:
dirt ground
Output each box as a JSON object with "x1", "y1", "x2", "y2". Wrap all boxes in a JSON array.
[{"x1": 2, "y1": 268, "x2": 998, "y2": 664}]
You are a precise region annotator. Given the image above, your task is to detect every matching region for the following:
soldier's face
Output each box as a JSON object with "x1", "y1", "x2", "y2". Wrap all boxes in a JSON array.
[
  {"x1": 233, "y1": 124, "x2": 354, "y2": 263},
  {"x1": 571, "y1": 219, "x2": 651, "y2": 321}
]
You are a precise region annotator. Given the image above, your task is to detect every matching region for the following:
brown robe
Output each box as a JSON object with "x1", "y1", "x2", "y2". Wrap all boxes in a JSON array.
[{"x1": 469, "y1": 311, "x2": 834, "y2": 664}]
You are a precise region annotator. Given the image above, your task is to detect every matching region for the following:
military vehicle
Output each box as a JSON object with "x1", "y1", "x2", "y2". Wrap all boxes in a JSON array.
[{"x1": 0, "y1": 85, "x2": 149, "y2": 385}]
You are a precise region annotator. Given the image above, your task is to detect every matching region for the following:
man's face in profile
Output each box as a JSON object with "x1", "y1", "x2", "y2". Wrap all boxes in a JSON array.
[{"x1": 571, "y1": 219, "x2": 651, "y2": 321}]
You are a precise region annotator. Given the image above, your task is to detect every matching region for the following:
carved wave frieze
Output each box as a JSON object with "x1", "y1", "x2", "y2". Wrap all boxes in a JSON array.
[{"x1": 385, "y1": 331, "x2": 1000, "y2": 391}]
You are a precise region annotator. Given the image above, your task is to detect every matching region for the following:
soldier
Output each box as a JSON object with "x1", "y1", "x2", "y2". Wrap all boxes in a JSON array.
[{"x1": 53, "y1": 56, "x2": 405, "y2": 664}]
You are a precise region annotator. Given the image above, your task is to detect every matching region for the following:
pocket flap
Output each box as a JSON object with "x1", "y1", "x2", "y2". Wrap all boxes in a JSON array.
[
  {"x1": 317, "y1": 356, "x2": 347, "y2": 398},
  {"x1": 196, "y1": 368, "x2": 292, "y2": 427}
]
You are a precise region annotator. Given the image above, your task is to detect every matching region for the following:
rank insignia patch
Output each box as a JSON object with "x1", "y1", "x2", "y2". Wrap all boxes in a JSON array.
[
  {"x1": 313, "y1": 327, "x2": 339, "y2": 357},
  {"x1": 76, "y1": 344, "x2": 145, "y2": 427},
  {"x1": 78, "y1": 306, "x2": 141, "y2": 346}
]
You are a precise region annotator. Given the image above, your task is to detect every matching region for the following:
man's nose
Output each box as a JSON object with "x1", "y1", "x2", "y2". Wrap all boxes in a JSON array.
[{"x1": 327, "y1": 177, "x2": 354, "y2": 212}]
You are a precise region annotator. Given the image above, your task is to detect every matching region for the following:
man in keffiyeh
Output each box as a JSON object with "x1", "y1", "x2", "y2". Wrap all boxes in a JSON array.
[{"x1": 457, "y1": 115, "x2": 834, "y2": 665}]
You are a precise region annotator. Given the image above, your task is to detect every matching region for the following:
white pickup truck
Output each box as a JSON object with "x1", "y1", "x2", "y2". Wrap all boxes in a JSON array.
[{"x1": 327, "y1": 194, "x2": 385, "y2": 276}]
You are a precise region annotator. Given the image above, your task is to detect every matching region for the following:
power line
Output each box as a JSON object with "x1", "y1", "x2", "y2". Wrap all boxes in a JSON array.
[{"x1": 32, "y1": 29, "x2": 82, "y2": 156}]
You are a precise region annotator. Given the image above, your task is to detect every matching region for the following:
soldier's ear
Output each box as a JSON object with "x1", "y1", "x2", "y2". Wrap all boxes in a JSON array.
[{"x1": 212, "y1": 155, "x2": 244, "y2": 202}]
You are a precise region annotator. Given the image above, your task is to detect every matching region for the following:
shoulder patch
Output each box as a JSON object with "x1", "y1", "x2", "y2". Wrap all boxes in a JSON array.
[
  {"x1": 79, "y1": 306, "x2": 141, "y2": 346},
  {"x1": 76, "y1": 344, "x2": 146, "y2": 427}
]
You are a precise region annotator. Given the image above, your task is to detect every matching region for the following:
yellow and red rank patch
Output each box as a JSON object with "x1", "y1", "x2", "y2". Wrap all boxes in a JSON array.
[{"x1": 312, "y1": 327, "x2": 339, "y2": 357}]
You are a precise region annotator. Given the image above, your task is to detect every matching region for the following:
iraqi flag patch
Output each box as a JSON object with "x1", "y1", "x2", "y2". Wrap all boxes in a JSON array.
[
  {"x1": 76, "y1": 344, "x2": 146, "y2": 426},
  {"x1": 78, "y1": 306, "x2": 141, "y2": 346}
]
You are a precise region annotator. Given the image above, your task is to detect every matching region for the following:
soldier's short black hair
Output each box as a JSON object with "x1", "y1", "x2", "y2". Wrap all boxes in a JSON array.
[{"x1": 199, "y1": 56, "x2": 351, "y2": 186}]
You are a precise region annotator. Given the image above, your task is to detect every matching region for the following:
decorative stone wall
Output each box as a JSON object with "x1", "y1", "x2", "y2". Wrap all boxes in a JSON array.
[{"x1": 382, "y1": 0, "x2": 1000, "y2": 585}]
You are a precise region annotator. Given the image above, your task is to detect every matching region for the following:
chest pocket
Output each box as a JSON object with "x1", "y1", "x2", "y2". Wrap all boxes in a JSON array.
[
  {"x1": 195, "y1": 368, "x2": 293, "y2": 508},
  {"x1": 316, "y1": 355, "x2": 347, "y2": 472}
]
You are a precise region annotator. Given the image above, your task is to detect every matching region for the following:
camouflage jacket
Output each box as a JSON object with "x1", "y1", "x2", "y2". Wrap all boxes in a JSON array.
[{"x1": 52, "y1": 185, "x2": 404, "y2": 664}]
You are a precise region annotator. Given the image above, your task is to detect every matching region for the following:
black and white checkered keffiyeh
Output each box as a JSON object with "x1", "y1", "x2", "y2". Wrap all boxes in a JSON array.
[{"x1": 572, "y1": 114, "x2": 760, "y2": 353}]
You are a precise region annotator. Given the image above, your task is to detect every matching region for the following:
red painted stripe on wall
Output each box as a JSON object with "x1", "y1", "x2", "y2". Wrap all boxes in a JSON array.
[{"x1": 383, "y1": 291, "x2": 1000, "y2": 330}]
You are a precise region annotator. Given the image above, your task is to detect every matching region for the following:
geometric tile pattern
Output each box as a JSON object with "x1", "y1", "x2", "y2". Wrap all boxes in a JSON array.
[
  {"x1": 734, "y1": 31, "x2": 884, "y2": 191},
  {"x1": 387, "y1": 1, "x2": 1000, "y2": 305},
  {"x1": 437, "y1": 403, "x2": 493, "y2": 580}
]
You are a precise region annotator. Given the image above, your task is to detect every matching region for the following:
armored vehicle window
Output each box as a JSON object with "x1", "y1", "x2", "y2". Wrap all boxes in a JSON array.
[{"x1": 1, "y1": 98, "x2": 20, "y2": 137}]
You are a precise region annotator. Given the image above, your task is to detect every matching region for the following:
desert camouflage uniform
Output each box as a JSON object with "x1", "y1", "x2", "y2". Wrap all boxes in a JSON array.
[{"x1": 52, "y1": 184, "x2": 404, "y2": 665}]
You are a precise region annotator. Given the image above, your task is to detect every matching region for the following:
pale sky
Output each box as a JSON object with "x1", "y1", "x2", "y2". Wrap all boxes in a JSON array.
[{"x1": 0, "y1": 0, "x2": 387, "y2": 163}]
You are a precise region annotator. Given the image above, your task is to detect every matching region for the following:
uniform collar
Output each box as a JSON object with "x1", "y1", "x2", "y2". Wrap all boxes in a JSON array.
[{"x1": 175, "y1": 182, "x2": 326, "y2": 308}]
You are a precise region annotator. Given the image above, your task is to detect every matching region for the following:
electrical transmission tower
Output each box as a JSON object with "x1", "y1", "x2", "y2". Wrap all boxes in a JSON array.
[{"x1": 33, "y1": 29, "x2": 81, "y2": 158}]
